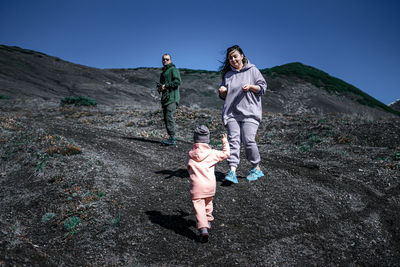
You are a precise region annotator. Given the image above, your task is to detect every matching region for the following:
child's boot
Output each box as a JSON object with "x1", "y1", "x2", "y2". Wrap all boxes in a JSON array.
[{"x1": 199, "y1": 227, "x2": 209, "y2": 243}]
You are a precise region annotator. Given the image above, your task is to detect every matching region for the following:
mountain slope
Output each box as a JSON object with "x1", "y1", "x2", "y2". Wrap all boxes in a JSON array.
[
  {"x1": 389, "y1": 99, "x2": 400, "y2": 112},
  {"x1": 1, "y1": 45, "x2": 400, "y2": 265},
  {"x1": 261, "y1": 62, "x2": 399, "y2": 116},
  {"x1": 0, "y1": 45, "x2": 156, "y2": 107},
  {"x1": 0, "y1": 45, "x2": 398, "y2": 118}
]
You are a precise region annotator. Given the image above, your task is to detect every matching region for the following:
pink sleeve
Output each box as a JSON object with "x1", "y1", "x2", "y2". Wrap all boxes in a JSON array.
[{"x1": 213, "y1": 138, "x2": 230, "y2": 162}]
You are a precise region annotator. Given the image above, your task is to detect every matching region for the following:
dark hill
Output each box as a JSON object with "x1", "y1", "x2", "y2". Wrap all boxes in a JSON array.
[
  {"x1": 0, "y1": 45, "x2": 156, "y2": 107},
  {"x1": 0, "y1": 45, "x2": 398, "y2": 119}
]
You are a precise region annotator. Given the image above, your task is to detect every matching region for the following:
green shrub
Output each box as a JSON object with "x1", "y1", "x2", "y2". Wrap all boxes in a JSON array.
[
  {"x1": 61, "y1": 96, "x2": 97, "y2": 107},
  {"x1": 0, "y1": 94, "x2": 8, "y2": 100},
  {"x1": 179, "y1": 68, "x2": 218, "y2": 74}
]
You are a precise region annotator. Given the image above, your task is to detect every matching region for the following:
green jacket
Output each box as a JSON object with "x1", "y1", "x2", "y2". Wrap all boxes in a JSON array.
[{"x1": 160, "y1": 63, "x2": 181, "y2": 107}]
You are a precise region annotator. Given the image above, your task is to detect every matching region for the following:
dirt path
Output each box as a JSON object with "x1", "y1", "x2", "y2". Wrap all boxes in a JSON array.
[
  {"x1": 37, "y1": 116, "x2": 400, "y2": 266},
  {"x1": 1, "y1": 108, "x2": 399, "y2": 266}
]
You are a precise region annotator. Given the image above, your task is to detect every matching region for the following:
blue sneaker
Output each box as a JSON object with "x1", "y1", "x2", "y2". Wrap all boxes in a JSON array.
[
  {"x1": 224, "y1": 170, "x2": 238, "y2": 184},
  {"x1": 246, "y1": 168, "x2": 264, "y2": 181}
]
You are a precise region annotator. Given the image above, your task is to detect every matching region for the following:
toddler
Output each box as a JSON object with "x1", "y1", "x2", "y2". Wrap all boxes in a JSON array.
[{"x1": 187, "y1": 125, "x2": 230, "y2": 242}]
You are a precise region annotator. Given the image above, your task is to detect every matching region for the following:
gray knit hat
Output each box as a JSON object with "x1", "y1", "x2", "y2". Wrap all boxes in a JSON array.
[{"x1": 193, "y1": 125, "x2": 210, "y2": 144}]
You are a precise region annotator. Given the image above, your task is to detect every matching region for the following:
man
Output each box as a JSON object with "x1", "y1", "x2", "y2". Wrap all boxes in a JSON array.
[{"x1": 158, "y1": 53, "x2": 181, "y2": 146}]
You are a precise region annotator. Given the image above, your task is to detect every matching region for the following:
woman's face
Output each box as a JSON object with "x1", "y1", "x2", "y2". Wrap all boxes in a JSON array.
[{"x1": 229, "y1": 50, "x2": 244, "y2": 70}]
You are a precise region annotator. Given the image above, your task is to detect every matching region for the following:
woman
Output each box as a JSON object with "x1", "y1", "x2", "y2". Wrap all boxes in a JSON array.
[{"x1": 218, "y1": 45, "x2": 267, "y2": 183}]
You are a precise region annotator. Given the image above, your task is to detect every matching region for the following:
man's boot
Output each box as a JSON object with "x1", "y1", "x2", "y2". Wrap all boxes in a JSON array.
[{"x1": 161, "y1": 136, "x2": 176, "y2": 146}]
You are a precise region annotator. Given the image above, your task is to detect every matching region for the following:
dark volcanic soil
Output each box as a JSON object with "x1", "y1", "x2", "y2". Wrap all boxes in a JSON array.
[{"x1": 1, "y1": 100, "x2": 400, "y2": 266}]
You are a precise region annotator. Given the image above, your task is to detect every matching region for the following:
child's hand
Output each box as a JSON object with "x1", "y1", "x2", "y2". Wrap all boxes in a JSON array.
[{"x1": 221, "y1": 133, "x2": 228, "y2": 141}]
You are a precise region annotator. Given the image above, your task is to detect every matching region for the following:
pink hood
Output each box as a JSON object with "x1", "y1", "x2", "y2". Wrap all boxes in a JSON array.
[
  {"x1": 189, "y1": 143, "x2": 211, "y2": 162},
  {"x1": 187, "y1": 139, "x2": 230, "y2": 199}
]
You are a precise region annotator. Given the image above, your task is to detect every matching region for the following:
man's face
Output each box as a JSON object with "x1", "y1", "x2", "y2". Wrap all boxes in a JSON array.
[{"x1": 162, "y1": 55, "x2": 171, "y2": 66}]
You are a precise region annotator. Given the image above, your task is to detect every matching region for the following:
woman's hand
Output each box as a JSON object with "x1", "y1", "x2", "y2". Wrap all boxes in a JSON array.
[
  {"x1": 219, "y1": 86, "x2": 228, "y2": 98},
  {"x1": 242, "y1": 84, "x2": 260, "y2": 93},
  {"x1": 221, "y1": 133, "x2": 228, "y2": 141}
]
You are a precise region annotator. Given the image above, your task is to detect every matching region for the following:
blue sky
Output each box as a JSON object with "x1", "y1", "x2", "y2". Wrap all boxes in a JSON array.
[{"x1": 1, "y1": 0, "x2": 399, "y2": 104}]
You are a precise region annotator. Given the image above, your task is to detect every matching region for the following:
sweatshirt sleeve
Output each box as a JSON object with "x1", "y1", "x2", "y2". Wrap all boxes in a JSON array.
[
  {"x1": 253, "y1": 68, "x2": 267, "y2": 96},
  {"x1": 165, "y1": 67, "x2": 182, "y2": 90},
  {"x1": 213, "y1": 138, "x2": 230, "y2": 161}
]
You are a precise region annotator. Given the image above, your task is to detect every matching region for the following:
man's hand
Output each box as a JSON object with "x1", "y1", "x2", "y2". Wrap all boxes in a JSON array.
[{"x1": 157, "y1": 83, "x2": 166, "y2": 92}]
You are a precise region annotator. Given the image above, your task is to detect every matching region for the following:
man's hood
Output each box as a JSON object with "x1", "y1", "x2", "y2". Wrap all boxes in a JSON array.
[{"x1": 189, "y1": 143, "x2": 211, "y2": 162}]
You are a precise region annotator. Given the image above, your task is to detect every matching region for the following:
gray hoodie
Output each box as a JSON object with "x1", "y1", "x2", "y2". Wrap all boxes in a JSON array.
[{"x1": 220, "y1": 62, "x2": 267, "y2": 125}]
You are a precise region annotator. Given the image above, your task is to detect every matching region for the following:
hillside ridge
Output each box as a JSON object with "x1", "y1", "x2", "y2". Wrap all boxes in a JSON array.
[{"x1": 0, "y1": 44, "x2": 398, "y2": 118}]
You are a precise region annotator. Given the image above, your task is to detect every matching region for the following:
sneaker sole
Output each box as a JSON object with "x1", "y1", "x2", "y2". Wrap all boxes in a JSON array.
[
  {"x1": 161, "y1": 143, "x2": 177, "y2": 147},
  {"x1": 224, "y1": 178, "x2": 238, "y2": 184},
  {"x1": 246, "y1": 174, "x2": 264, "y2": 181}
]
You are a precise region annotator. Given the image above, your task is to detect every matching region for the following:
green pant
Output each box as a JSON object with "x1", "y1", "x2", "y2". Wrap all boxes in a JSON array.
[{"x1": 162, "y1": 102, "x2": 177, "y2": 137}]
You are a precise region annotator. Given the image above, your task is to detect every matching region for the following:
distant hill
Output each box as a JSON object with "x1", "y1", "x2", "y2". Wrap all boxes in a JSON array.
[
  {"x1": 389, "y1": 99, "x2": 400, "y2": 112},
  {"x1": 0, "y1": 45, "x2": 157, "y2": 107},
  {"x1": 0, "y1": 44, "x2": 398, "y2": 118},
  {"x1": 261, "y1": 62, "x2": 399, "y2": 116}
]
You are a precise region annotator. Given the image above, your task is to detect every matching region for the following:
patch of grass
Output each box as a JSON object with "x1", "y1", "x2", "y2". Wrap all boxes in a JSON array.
[
  {"x1": 35, "y1": 153, "x2": 50, "y2": 171},
  {"x1": 261, "y1": 62, "x2": 400, "y2": 116},
  {"x1": 96, "y1": 190, "x2": 106, "y2": 197},
  {"x1": 0, "y1": 94, "x2": 9, "y2": 100},
  {"x1": 64, "y1": 216, "x2": 81, "y2": 236},
  {"x1": 299, "y1": 143, "x2": 310, "y2": 152},
  {"x1": 111, "y1": 212, "x2": 121, "y2": 227},
  {"x1": 48, "y1": 175, "x2": 64, "y2": 184},
  {"x1": 298, "y1": 133, "x2": 322, "y2": 152},
  {"x1": 61, "y1": 96, "x2": 97, "y2": 107},
  {"x1": 337, "y1": 134, "x2": 354, "y2": 144},
  {"x1": 46, "y1": 144, "x2": 82, "y2": 156},
  {"x1": 41, "y1": 212, "x2": 56, "y2": 223}
]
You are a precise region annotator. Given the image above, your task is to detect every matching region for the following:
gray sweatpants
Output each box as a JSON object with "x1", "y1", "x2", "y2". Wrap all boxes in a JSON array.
[{"x1": 226, "y1": 119, "x2": 260, "y2": 168}]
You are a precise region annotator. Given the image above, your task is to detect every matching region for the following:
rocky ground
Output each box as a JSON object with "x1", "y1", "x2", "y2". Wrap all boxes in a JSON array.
[{"x1": 1, "y1": 99, "x2": 400, "y2": 266}]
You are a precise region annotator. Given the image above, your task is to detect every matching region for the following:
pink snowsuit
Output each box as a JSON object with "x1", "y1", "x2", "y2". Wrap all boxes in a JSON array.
[{"x1": 187, "y1": 138, "x2": 230, "y2": 229}]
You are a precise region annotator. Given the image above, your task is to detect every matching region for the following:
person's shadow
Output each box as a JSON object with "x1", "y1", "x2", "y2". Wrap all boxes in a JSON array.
[
  {"x1": 155, "y1": 168, "x2": 189, "y2": 179},
  {"x1": 145, "y1": 209, "x2": 198, "y2": 242},
  {"x1": 121, "y1": 136, "x2": 161, "y2": 144}
]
